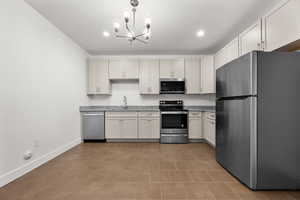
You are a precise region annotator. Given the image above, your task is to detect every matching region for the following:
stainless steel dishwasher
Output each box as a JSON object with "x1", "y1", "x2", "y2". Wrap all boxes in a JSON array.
[{"x1": 81, "y1": 112, "x2": 105, "y2": 142}]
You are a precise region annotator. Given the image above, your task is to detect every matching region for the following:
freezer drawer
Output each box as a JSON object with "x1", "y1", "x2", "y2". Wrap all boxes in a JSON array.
[
  {"x1": 216, "y1": 97, "x2": 257, "y2": 188},
  {"x1": 82, "y1": 112, "x2": 105, "y2": 141}
]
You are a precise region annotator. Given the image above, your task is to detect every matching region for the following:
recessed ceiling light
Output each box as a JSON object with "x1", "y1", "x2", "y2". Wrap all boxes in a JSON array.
[
  {"x1": 197, "y1": 30, "x2": 205, "y2": 37},
  {"x1": 103, "y1": 31, "x2": 110, "y2": 37}
]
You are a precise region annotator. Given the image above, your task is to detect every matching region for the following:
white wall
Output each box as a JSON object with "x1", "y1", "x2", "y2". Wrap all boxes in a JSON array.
[
  {"x1": 0, "y1": 0, "x2": 88, "y2": 187},
  {"x1": 88, "y1": 81, "x2": 215, "y2": 106}
]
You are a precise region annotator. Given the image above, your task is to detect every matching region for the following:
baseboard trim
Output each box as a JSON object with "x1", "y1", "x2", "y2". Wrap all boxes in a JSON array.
[
  {"x1": 189, "y1": 139, "x2": 206, "y2": 143},
  {"x1": 0, "y1": 138, "x2": 82, "y2": 188},
  {"x1": 203, "y1": 139, "x2": 216, "y2": 148}
]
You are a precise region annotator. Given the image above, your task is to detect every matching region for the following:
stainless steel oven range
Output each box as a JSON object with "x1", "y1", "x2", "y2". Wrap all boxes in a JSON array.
[{"x1": 159, "y1": 100, "x2": 188, "y2": 144}]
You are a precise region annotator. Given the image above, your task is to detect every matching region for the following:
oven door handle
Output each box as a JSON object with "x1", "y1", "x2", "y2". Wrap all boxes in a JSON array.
[
  {"x1": 161, "y1": 111, "x2": 188, "y2": 114},
  {"x1": 161, "y1": 134, "x2": 188, "y2": 137}
]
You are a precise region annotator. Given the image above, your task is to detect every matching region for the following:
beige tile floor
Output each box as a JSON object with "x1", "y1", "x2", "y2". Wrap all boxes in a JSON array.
[{"x1": 0, "y1": 143, "x2": 299, "y2": 200}]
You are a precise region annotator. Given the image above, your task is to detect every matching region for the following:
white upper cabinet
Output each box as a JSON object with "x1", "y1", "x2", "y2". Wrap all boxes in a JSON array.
[
  {"x1": 214, "y1": 37, "x2": 239, "y2": 69},
  {"x1": 239, "y1": 20, "x2": 263, "y2": 56},
  {"x1": 226, "y1": 37, "x2": 239, "y2": 63},
  {"x1": 264, "y1": 0, "x2": 300, "y2": 51},
  {"x1": 214, "y1": 49, "x2": 226, "y2": 70},
  {"x1": 201, "y1": 55, "x2": 215, "y2": 94},
  {"x1": 185, "y1": 57, "x2": 201, "y2": 94},
  {"x1": 139, "y1": 59, "x2": 160, "y2": 94},
  {"x1": 87, "y1": 59, "x2": 111, "y2": 95},
  {"x1": 109, "y1": 59, "x2": 139, "y2": 80},
  {"x1": 159, "y1": 58, "x2": 185, "y2": 79}
]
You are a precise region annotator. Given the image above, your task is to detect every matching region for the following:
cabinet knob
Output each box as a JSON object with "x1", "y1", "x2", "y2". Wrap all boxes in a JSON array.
[{"x1": 257, "y1": 43, "x2": 261, "y2": 49}]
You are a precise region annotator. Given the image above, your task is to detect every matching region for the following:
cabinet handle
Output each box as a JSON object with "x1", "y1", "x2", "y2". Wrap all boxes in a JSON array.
[
  {"x1": 261, "y1": 41, "x2": 265, "y2": 50},
  {"x1": 83, "y1": 113, "x2": 104, "y2": 116},
  {"x1": 257, "y1": 43, "x2": 261, "y2": 49}
]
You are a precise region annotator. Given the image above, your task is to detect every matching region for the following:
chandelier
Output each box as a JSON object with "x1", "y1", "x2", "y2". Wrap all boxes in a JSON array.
[{"x1": 112, "y1": 0, "x2": 151, "y2": 44}]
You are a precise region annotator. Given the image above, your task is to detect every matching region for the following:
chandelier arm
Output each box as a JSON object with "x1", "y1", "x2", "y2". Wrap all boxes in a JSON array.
[
  {"x1": 125, "y1": 23, "x2": 133, "y2": 34},
  {"x1": 115, "y1": 35, "x2": 130, "y2": 38},
  {"x1": 132, "y1": 8, "x2": 136, "y2": 29},
  {"x1": 135, "y1": 33, "x2": 146, "y2": 38},
  {"x1": 136, "y1": 38, "x2": 148, "y2": 44}
]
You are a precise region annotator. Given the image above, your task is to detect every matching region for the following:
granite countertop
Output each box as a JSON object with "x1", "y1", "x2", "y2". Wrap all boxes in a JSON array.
[{"x1": 80, "y1": 106, "x2": 215, "y2": 112}]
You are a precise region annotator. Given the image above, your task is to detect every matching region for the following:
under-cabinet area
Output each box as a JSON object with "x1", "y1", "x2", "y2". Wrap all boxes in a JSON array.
[{"x1": 87, "y1": 56, "x2": 215, "y2": 95}]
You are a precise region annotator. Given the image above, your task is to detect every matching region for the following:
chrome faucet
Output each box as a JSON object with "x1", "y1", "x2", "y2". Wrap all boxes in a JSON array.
[{"x1": 122, "y1": 96, "x2": 128, "y2": 108}]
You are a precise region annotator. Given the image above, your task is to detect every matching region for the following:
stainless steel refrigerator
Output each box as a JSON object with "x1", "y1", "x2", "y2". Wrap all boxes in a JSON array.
[{"x1": 216, "y1": 51, "x2": 300, "y2": 190}]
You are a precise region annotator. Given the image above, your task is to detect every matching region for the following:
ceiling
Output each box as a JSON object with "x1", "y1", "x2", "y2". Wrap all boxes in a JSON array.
[{"x1": 25, "y1": 0, "x2": 281, "y2": 55}]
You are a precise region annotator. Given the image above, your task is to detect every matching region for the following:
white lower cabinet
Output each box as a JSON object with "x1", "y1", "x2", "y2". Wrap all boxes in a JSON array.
[
  {"x1": 138, "y1": 118, "x2": 160, "y2": 139},
  {"x1": 105, "y1": 112, "x2": 138, "y2": 139},
  {"x1": 203, "y1": 112, "x2": 216, "y2": 146},
  {"x1": 138, "y1": 112, "x2": 160, "y2": 139},
  {"x1": 105, "y1": 111, "x2": 216, "y2": 144},
  {"x1": 105, "y1": 112, "x2": 159, "y2": 140},
  {"x1": 188, "y1": 112, "x2": 203, "y2": 139}
]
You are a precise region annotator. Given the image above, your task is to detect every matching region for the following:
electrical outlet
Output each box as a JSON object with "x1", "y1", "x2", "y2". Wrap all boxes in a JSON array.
[{"x1": 24, "y1": 151, "x2": 33, "y2": 160}]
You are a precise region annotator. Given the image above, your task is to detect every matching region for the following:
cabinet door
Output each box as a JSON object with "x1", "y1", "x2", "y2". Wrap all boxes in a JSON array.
[
  {"x1": 105, "y1": 118, "x2": 121, "y2": 139},
  {"x1": 138, "y1": 118, "x2": 160, "y2": 139},
  {"x1": 122, "y1": 118, "x2": 138, "y2": 138},
  {"x1": 185, "y1": 58, "x2": 201, "y2": 94},
  {"x1": 208, "y1": 118, "x2": 216, "y2": 146},
  {"x1": 87, "y1": 59, "x2": 111, "y2": 95},
  {"x1": 264, "y1": 0, "x2": 300, "y2": 51},
  {"x1": 214, "y1": 50, "x2": 224, "y2": 70},
  {"x1": 201, "y1": 56, "x2": 215, "y2": 94},
  {"x1": 109, "y1": 59, "x2": 139, "y2": 79},
  {"x1": 159, "y1": 59, "x2": 185, "y2": 79},
  {"x1": 189, "y1": 117, "x2": 202, "y2": 139},
  {"x1": 239, "y1": 20, "x2": 262, "y2": 56},
  {"x1": 226, "y1": 37, "x2": 239, "y2": 63},
  {"x1": 139, "y1": 59, "x2": 160, "y2": 94},
  {"x1": 203, "y1": 112, "x2": 216, "y2": 146}
]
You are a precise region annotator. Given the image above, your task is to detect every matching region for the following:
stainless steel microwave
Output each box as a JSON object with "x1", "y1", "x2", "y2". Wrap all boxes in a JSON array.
[{"x1": 160, "y1": 79, "x2": 185, "y2": 94}]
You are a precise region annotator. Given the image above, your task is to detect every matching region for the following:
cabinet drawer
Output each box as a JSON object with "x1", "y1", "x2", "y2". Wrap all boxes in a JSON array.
[
  {"x1": 106, "y1": 112, "x2": 138, "y2": 118},
  {"x1": 189, "y1": 112, "x2": 202, "y2": 118},
  {"x1": 138, "y1": 112, "x2": 160, "y2": 118}
]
